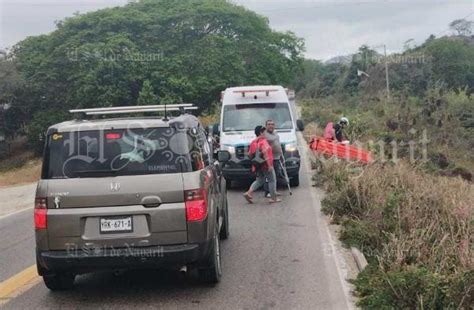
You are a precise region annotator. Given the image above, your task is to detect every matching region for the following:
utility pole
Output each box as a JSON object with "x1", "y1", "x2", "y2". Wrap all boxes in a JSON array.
[{"x1": 384, "y1": 44, "x2": 390, "y2": 99}]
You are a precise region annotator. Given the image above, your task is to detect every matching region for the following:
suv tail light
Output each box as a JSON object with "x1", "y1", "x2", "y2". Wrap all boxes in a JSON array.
[
  {"x1": 34, "y1": 198, "x2": 48, "y2": 229},
  {"x1": 185, "y1": 189, "x2": 208, "y2": 222}
]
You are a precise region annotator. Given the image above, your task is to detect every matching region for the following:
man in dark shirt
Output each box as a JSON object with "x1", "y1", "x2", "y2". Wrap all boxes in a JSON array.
[{"x1": 324, "y1": 117, "x2": 349, "y2": 142}]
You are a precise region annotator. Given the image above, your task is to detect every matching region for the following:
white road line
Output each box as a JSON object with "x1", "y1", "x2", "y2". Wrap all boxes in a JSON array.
[{"x1": 0, "y1": 207, "x2": 33, "y2": 221}]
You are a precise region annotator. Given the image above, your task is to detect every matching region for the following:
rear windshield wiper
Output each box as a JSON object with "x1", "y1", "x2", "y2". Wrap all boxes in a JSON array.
[{"x1": 74, "y1": 170, "x2": 119, "y2": 177}]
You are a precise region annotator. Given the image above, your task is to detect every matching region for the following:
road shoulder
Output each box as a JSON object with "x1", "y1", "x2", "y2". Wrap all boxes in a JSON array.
[
  {"x1": 0, "y1": 183, "x2": 36, "y2": 218},
  {"x1": 298, "y1": 131, "x2": 359, "y2": 308}
]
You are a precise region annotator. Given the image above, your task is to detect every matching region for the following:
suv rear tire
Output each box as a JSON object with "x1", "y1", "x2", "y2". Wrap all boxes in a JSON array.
[
  {"x1": 219, "y1": 197, "x2": 229, "y2": 240},
  {"x1": 43, "y1": 273, "x2": 76, "y2": 291},
  {"x1": 199, "y1": 228, "x2": 222, "y2": 283}
]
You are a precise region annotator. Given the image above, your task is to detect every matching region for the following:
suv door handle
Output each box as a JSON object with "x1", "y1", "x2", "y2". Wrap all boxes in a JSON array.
[{"x1": 141, "y1": 196, "x2": 162, "y2": 208}]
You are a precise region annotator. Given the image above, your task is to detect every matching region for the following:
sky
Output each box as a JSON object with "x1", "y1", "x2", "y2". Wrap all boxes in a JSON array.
[{"x1": 0, "y1": 0, "x2": 473, "y2": 60}]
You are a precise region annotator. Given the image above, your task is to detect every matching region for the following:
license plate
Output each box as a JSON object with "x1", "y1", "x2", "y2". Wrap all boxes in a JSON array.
[{"x1": 100, "y1": 217, "x2": 133, "y2": 233}]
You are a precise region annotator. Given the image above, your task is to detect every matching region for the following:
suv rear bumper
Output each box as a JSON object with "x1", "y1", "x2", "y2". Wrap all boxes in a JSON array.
[{"x1": 37, "y1": 242, "x2": 211, "y2": 275}]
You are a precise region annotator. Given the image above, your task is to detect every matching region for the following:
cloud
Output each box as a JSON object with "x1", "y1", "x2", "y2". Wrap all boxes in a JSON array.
[
  {"x1": 235, "y1": 0, "x2": 473, "y2": 59},
  {"x1": 0, "y1": 0, "x2": 127, "y2": 48},
  {"x1": 1, "y1": 0, "x2": 472, "y2": 60}
]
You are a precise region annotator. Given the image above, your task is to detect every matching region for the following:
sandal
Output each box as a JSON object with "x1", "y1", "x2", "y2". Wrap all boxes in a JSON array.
[{"x1": 243, "y1": 192, "x2": 253, "y2": 204}]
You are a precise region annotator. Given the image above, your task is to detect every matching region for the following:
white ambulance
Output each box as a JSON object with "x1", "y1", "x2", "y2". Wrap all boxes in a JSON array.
[{"x1": 215, "y1": 85, "x2": 304, "y2": 187}]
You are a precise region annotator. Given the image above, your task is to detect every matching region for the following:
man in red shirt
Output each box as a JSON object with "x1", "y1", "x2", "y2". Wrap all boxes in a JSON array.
[{"x1": 243, "y1": 126, "x2": 281, "y2": 204}]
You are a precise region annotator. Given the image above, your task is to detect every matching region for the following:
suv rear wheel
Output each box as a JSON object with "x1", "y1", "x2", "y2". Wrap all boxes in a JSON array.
[
  {"x1": 199, "y1": 227, "x2": 222, "y2": 283},
  {"x1": 219, "y1": 197, "x2": 229, "y2": 240},
  {"x1": 43, "y1": 273, "x2": 76, "y2": 291}
]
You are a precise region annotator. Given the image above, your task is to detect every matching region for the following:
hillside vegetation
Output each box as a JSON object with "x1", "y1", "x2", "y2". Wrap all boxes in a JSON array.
[{"x1": 298, "y1": 30, "x2": 473, "y2": 308}]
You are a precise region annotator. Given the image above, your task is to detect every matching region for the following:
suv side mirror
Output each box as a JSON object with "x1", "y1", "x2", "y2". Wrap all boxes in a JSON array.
[
  {"x1": 296, "y1": 119, "x2": 305, "y2": 131},
  {"x1": 217, "y1": 150, "x2": 231, "y2": 163},
  {"x1": 212, "y1": 123, "x2": 220, "y2": 136}
]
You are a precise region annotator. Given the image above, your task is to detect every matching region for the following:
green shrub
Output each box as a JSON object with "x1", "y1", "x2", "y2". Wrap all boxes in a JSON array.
[
  {"x1": 339, "y1": 219, "x2": 383, "y2": 257},
  {"x1": 26, "y1": 110, "x2": 68, "y2": 155},
  {"x1": 354, "y1": 265, "x2": 473, "y2": 309}
]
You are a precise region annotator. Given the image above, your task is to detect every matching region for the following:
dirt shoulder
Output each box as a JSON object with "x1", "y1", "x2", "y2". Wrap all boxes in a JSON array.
[
  {"x1": 0, "y1": 157, "x2": 41, "y2": 188},
  {"x1": 0, "y1": 152, "x2": 41, "y2": 216}
]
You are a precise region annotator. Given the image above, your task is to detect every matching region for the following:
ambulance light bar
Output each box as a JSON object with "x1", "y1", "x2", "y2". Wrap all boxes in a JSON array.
[{"x1": 233, "y1": 89, "x2": 279, "y2": 97}]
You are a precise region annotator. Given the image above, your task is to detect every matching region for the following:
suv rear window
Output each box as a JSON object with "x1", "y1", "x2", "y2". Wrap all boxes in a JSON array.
[{"x1": 43, "y1": 127, "x2": 208, "y2": 179}]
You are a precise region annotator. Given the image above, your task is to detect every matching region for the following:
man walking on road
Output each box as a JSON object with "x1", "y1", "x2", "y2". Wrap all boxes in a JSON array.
[
  {"x1": 264, "y1": 119, "x2": 284, "y2": 198},
  {"x1": 244, "y1": 126, "x2": 281, "y2": 204}
]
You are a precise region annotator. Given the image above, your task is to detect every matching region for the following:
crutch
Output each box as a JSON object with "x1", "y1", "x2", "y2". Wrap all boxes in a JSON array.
[{"x1": 279, "y1": 156, "x2": 292, "y2": 196}]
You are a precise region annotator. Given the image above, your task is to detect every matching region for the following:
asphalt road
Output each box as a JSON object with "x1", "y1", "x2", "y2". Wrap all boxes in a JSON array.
[
  {"x1": 0, "y1": 140, "x2": 354, "y2": 310},
  {"x1": 0, "y1": 209, "x2": 36, "y2": 282}
]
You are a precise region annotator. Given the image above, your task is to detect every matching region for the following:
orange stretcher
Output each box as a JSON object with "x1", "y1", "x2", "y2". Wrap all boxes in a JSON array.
[{"x1": 309, "y1": 137, "x2": 373, "y2": 164}]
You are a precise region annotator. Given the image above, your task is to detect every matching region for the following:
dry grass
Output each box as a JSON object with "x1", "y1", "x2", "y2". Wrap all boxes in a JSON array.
[
  {"x1": 360, "y1": 164, "x2": 469, "y2": 270},
  {"x1": 0, "y1": 156, "x2": 42, "y2": 187},
  {"x1": 319, "y1": 159, "x2": 473, "y2": 308}
]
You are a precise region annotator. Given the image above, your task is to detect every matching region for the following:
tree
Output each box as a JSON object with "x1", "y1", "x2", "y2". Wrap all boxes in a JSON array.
[
  {"x1": 137, "y1": 80, "x2": 158, "y2": 105},
  {"x1": 12, "y1": 0, "x2": 304, "y2": 117},
  {"x1": 425, "y1": 34, "x2": 436, "y2": 44},
  {"x1": 0, "y1": 58, "x2": 28, "y2": 137},
  {"x1": 293, "y1": 59, "x2": 323, "y2": 94},
  {"x1": 0, "y1": 58, "x2": 24, "y2": 106},
  {"x1": 403, "y1": 39, "x2": 415, "y2": 51},
  {"x1": 9, "y1": 0, "x2": 304, "y2": 149},
  {"x1": 449, "y1": 19, "x2": 474, "y2": 36},
  {"x1": 426, "y1": 37, "x2": 474, "y2": 92},
  {"x1": 294, "y1": 60, "x2": 348, "y2": 97},
  {"x1": 343, "y1": 45, "x2": 379, "y2": 94},
  {"x1": 26, "y1": 110, "x2": 68, "y2": 154},
  {"x1": 294, "y1": 31, "x2": 474, "y2": 100}
]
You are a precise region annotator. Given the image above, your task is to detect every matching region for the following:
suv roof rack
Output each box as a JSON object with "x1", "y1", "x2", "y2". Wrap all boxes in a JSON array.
[{"x1": 69, "y1": 104, "x2": 198, "y2": 120}]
